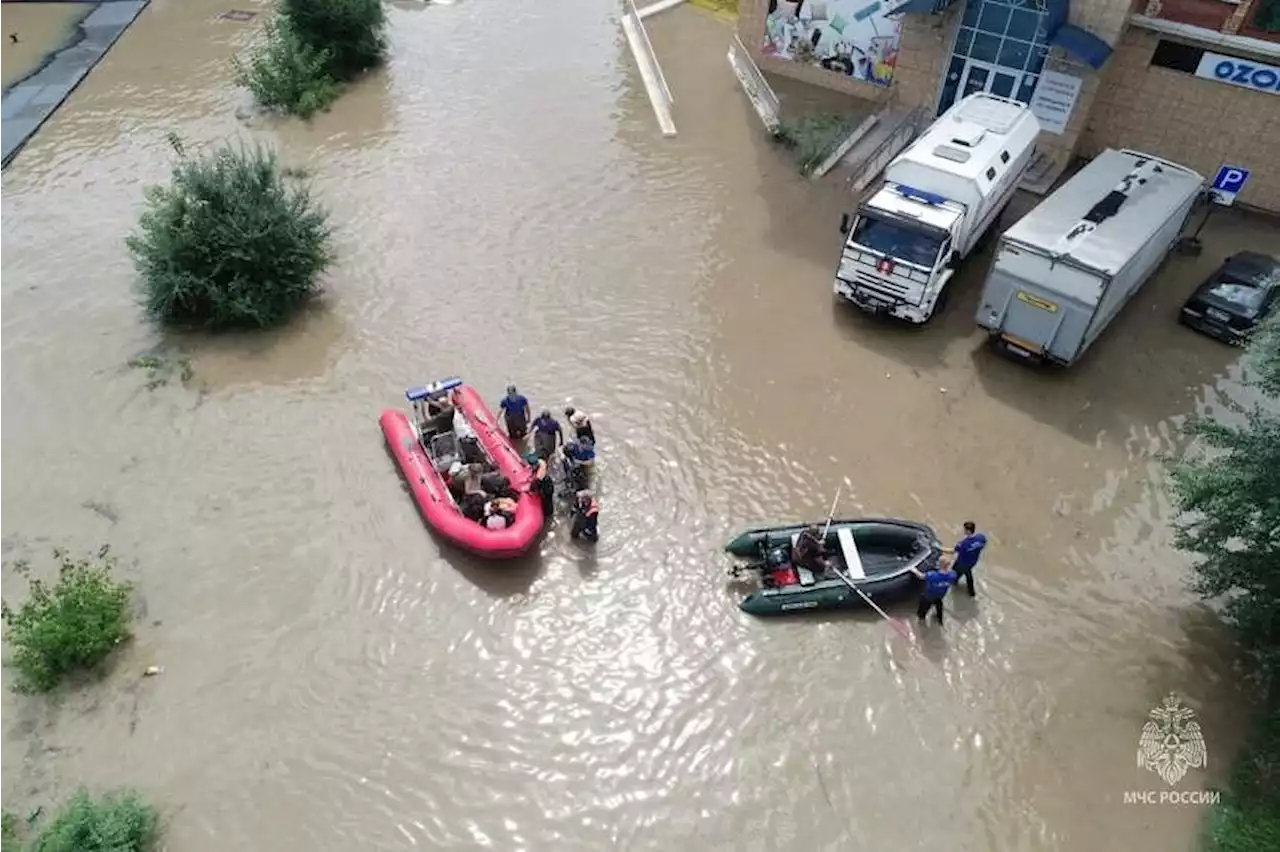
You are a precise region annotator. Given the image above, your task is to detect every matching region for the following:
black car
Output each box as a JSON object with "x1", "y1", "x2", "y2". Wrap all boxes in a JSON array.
[{"x1": 1179, "y1": 251, "x2": 1280, "y2": 345}]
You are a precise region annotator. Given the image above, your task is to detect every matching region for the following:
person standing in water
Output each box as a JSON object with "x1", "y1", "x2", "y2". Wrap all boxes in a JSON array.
[
  {"x1": 531, "y1": 410, "x2": 563, "y2": 460},
  {"x1": 564, "y1": 407, "x2": 596, "y2": 445},
  {"x1": 524, "y1": 452, "x2": 555, "y2": 519},
  {"x1": 946, "y1": 521, "x2": 987, "y2": 598},
  {"x1": 499, "y1": 384, "x2": 531, "y2": 441},
  {"x1": 912, "y1": 556, "x2": 958, "y2": 625},
  {"x1": 570, "y1": 490, "x2": 599, "y2": 543}
]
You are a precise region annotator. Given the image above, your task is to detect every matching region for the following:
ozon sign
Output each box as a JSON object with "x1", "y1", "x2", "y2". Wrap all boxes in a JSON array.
[{"x1": 1194, "y1": 51, "x2": 1280, "y2": 96}]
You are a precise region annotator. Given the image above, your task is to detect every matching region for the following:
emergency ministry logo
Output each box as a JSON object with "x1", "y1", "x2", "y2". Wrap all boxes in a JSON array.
[{"x1": 1137, "y1": 694, "x2": 1207, "y2": 786}]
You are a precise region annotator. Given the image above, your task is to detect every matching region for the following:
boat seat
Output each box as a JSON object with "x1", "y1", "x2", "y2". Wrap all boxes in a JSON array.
[
  {"x1": 837, "y1": 527, "x2": 865, "y2": 579},
  {"x1": 790, "y1": 534, "x2": 817, "y2": 586}
]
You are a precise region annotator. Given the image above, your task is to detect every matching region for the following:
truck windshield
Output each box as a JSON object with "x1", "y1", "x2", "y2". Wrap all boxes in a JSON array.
[{"x1": 851, "y1": 216, "x2": 945, "y2": 268}]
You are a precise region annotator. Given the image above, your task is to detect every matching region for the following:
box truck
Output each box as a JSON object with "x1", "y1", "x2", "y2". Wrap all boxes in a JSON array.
[
  {"x1": 833, "y1": 93, "x2": 1041, "y2": 324},
  {"x1": 974, "y1": 149, "x2": 1204, "y2": 366}
]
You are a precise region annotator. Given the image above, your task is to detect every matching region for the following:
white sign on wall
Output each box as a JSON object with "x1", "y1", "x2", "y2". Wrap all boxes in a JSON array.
[
  {"x1": 1194, "y1": 51, "x2": 1280, "y2": 96},
  {"x1": 1028, "y1": 70, "x2": 1084, "y2": 135}
]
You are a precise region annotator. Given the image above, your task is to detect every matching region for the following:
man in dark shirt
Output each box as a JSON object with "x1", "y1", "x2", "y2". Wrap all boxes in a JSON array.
[
  {"x1": 946, "y1": 521, "x2": 988, "y2": 598},
  {"x1": 531, "y1": 410, "x2": 563, "y2": 460},
  {"x1": 499, "y1": 385, "x2": 531, "y2": 440},
  {"x1": 912, "y1": 558, "x2": 958, "y2": 625},
  {"x1": 791, "y1": 525, "x2": 830, "y2": 575}
]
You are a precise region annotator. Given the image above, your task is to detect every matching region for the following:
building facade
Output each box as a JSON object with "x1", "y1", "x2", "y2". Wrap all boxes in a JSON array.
[{"x1": 739, "y1": 0, "x2": 1280, "y2": 209}]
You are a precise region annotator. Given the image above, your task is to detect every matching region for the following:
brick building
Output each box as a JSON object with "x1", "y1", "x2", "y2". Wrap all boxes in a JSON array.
[{"x1": 739, "y1": 0, "x2": 1280, "y2": 209}]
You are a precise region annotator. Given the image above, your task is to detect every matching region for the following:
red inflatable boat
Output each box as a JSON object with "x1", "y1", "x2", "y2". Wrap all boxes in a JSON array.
[{"x1": 380, "y1": 378, "x2": 544, "y2": 559}]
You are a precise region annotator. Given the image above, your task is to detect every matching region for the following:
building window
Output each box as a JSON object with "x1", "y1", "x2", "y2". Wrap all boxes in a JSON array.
[
  {"x1": 940, "y1": 0, "x2": 1050, "y2": 115},
  {"x1": 1149, "y1": 39, "x2": 1204, "y2": 73}
]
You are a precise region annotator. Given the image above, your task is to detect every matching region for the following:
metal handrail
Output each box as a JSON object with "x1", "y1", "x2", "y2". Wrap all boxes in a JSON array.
[{"x1": 846, "y1": 106, "x2": 930, "y2": 195}]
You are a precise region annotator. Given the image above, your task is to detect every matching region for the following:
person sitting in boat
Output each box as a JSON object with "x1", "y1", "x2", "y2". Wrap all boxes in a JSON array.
[
  {"x1": 445, "y1": 461, "x2": 468, "y2": 501},
  {"x1": 792, "y1": 525, "x2": 831, "y2": 576},
  {"x1": 531, "y1": 410, "x2": 563, "y2": 460},
  {"x1": 564, "y1": 407, "x2": 596, "y2": 445},
  {"x1": 480, "y1": 471, "x2": 516, "y2": 500},
  {"x1": 570, "y1": 490, "x2": 599, "y2": 543},
  {"x1": 460, "y1": 491, "x2": 487, "y2": 522},
  {"x1": 423, "y1": 393, "x2": 455, "y2": 439},
  {"x1": 459, "y1": 462, "x2": 487, "y2": 497},
  {"x1": 484, "y1": 496, "x2": 519, "y2": 529},
  {"x1": 459, "y1": 434, "x2": 485, "y2": 466}
]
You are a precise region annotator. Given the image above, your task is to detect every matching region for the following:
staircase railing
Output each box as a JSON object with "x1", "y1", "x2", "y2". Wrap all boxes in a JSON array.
[{"x1": 847, "y1": 105, "x2": 930, "y2": 195}]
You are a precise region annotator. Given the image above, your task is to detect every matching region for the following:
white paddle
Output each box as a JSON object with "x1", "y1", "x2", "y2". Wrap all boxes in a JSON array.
[{"x1": 822, "y1": 481, "x2": 913, "y2": 640}]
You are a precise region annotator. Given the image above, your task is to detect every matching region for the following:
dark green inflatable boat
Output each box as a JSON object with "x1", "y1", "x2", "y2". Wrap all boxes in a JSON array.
[{"x1": 725, "y1": 518, "x2": 943, "y2": 616}]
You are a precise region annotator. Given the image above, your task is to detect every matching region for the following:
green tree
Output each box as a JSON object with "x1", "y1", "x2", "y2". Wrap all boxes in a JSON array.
[
  {"x1": 1167, "y1": 321, "x2": 1280, "y2": 682},
  {"x1": 1, "y1": 547, "x2": 133, "y2": 693},
  {"x1": 126, "y1": 136, "x2": 334, "y2": 331}
]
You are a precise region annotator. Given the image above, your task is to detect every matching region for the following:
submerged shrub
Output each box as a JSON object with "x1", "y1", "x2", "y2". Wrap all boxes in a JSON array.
[
  {"x1": 28, "y1": 790, "x2": 158, "y2": 852},
  {"x1": 2, "y1": 812, "x2": 20, "y2": 852},
  {"x1": 1, "y1": 547, "x2": 133, "y2": 693},
  {"x1": 774, "y1": 112, "x2": 858, "y2": 176},
  {"x1": 126, "y1": 136, "x2": 334, "y2": 330},
  {"x1": 281, "y1": 0, "x2": 387, "y2": 80},
  {"x1": 234, "y1": 19, "x2": 342, "y2": 120},
  {"x1": 236, "y1": 0, "x2": 387, "y2": 117}
]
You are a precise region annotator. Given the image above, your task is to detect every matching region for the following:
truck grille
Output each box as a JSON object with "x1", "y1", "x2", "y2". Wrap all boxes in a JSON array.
[{"x1": 839, "y1": 247, "x2": 929, "y2": 305}]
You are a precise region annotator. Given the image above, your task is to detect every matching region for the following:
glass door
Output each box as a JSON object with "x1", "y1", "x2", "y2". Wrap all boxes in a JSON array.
[{"x1": 958, "y1": 60, "x2": 1023, "y2": 100}]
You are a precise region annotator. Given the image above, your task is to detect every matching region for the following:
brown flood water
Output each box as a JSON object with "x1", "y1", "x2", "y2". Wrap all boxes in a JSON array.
[
  {"x1": 1, "y1": 2, "x2": 94, "y2": 89},
  {"x1": 2, "y1": 1, "x2": 1275, "y2": 849}
]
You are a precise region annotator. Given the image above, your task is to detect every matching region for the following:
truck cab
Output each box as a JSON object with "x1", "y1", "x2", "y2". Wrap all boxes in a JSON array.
[
  {"x1": 833, "y1": 93, "x2": 1041, "y2": 325},
  {"x1": 837, "y1": 184, "x2": 963, "y2": 324}
]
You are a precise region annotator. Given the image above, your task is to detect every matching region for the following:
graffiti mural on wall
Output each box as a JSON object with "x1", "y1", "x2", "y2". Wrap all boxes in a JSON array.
[{"x1": 761, "y1": 0, "x2": 901, "y2": 87}]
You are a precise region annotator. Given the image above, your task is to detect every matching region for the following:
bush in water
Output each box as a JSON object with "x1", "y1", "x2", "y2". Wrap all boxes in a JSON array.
[
  {"x1": 773, "y1": 112, "x2": 858, "y2": 177},
  {"x1": 234, "y1": 19, "x2": 342, "y2": 120},
  {"x1": 1168, "y1": 321, "x2": 1280, "y2": 850},
  {"x1": 0, "y1": 547, "x2": 133, "y2": 693},
  {"x1": 236, "y1": 0, "x2": 386, "y2": 118},
  {"x1": 126, "y1": 135, "x2": 334, "y2": 330},
  {"x1": 2, "y1": 812, "x2": 20, "y2": 852},
  {"x1": 26, "y1": 791, "x2": 158, "y2": 852},
  {"x1": 281, "y1": 0, "x2": 387, "y2": 81}
]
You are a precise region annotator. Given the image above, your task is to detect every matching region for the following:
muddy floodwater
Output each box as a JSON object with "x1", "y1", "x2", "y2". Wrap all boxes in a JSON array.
[
  {"x1": 1, "y1": 2, "x2": 95, "y2": 89},
  {"x1": 2, "y1": 1, "x2": 1275, "y2": 850}
]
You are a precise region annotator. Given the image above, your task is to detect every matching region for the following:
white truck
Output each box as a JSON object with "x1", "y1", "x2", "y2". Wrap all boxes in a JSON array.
[
  {"x1": 974, "y1": 148, "x2": 1204, "y2": 366},
  {"x1": 834, "y1": 93, "x2": 1041, "y2": 324}
]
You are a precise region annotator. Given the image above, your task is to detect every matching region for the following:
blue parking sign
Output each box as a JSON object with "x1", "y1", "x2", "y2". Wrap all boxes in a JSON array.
[{"x1": 1210, "y1": 165, "x2": 1250, "y2": 206}]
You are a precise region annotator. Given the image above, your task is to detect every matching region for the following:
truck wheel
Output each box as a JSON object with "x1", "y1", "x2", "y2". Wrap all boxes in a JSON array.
[{"x1": 925, "y1": 285, "x2": 950, "y2": 323}]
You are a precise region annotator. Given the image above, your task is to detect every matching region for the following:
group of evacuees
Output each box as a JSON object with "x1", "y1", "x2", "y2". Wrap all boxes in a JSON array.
[
  {"x1": 433, "y1": 385, "x2": 601, "y2": 542},
  {"x1": 790, "y1": 520, "x2": 988, "y2": 626},
  {"x1": 498, "y1": 384, "x2": 600, "y2": 542}
]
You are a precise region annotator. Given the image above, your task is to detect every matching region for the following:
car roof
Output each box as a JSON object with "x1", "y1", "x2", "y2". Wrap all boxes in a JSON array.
[{"x1": 1220, "y1": 252, "x2": 1280, "y2": 287}]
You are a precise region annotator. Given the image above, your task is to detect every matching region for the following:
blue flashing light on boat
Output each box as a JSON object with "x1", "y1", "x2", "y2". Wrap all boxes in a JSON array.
[
  {"x1": 896, "y1": 185, "x2": 948, "y2": 206},
  {"x1": 406, "y1": 377, "x2": 463, "y2": 402}
]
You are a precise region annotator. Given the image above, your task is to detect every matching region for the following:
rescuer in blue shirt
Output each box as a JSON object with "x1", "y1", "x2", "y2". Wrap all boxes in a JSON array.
[
  {"x1": 946, "y1": 521, "x2": 988, "y2": 598},
  {"x1": 912, "y1": 557, "x2": 958, "y2": 625}
]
